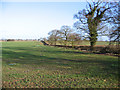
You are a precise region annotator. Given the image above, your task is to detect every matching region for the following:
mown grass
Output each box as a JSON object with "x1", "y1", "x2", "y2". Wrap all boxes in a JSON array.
[{"x1": 2, "y1": 41, "x2": 119, "y2": 88}]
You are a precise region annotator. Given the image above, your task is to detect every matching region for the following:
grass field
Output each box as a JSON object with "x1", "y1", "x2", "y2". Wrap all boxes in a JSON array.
[
  {"x1": 2, "y1": 41, "x2": 119, "y2": 88},
  {"x1": 51, "y1": 41, "x2": 110, "y2": 46}
]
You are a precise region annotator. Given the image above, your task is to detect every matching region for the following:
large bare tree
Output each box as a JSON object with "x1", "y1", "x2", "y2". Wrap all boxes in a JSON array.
[{"x1": 74, "y1": 0, "x2": 117, "y2": 51}]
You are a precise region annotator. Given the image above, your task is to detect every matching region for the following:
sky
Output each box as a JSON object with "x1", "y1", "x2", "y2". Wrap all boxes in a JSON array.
[{"x1": 0, "y1": 0, "x2": 112, "y2": 40}]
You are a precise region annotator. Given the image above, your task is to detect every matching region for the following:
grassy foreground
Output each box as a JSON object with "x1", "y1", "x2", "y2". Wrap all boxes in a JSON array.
[{"x1": 2, "y1": 41, "x2": 119, "y2": 88}]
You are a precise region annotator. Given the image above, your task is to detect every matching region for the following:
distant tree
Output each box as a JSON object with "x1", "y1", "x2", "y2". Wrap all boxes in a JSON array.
[
  {"x1": 68, "y1": 33, "x2": 82, "y2": 48},
  {"x1": 38, "y1": 37, "x2": 44, "y2": 41},
  {"x1": 7, "y1": 39, "x2": 15, "y2": 41},
  {"x1": 39, "y1": 37, "x2": 47, "y2": 42},
  {"x1": 60, "y1": 25, "x2": 72, "y2": 46},
  {"x1": 74, "y1": 0, "x2": 117, "y2": 51},
  {"x1": 48, "y1": 29, "x2": 60, "y2": 45},
  {"x1": 47, "y1": 35, "x2": 54, "y2": 45}
]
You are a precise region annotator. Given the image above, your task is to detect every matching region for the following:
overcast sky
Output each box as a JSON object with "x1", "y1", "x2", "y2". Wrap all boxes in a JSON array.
[{"x1": 0, "y1": 0, "x2": 112, "y2": 40}]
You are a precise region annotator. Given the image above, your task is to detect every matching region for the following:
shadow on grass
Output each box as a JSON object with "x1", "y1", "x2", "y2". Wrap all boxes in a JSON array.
[
  {"x1": 3, "y1": 46, "x2": 91, "y2": 54},
  {"x1": 2, "y1": 46, "x2": 119, "y2": 79},
  {"x1": 42, "y1": 50, "x2": 91, "y2": 54}
]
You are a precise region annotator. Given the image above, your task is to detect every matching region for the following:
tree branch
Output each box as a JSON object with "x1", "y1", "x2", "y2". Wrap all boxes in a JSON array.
[
  {"x1": 101, "y1": 17, "x2": 113, "y2": 21},
  {"x1": 79, "y1": 18, "x2": 87, "y2": 24}
]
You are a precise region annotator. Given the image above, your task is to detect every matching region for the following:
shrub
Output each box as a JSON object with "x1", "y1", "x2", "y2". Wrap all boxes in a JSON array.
[{"x1": 100, "y1": 45, "x2": 119, "y2": 54}]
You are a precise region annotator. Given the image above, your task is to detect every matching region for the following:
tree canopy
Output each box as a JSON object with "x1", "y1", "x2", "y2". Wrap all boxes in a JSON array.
[{"x1": 74, "y1": 0, "x2": 117, "y2": 50}]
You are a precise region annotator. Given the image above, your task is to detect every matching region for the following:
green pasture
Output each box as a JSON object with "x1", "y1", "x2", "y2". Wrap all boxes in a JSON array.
[
  {"x1": 54, "y1": 41, "x2": 109, "y2": 46},
  {"x1": 2, "y1": 41, "x2": 119, "y2": 88}
]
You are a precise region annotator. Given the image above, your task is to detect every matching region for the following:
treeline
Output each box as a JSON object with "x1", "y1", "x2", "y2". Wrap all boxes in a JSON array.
[
  {"x1": 0, "y1": 39, "x2": 38, "y2": 41},
  {"x1": 47, "y1": 26, "x2": 83, "y2": 47},
  {"x1": 45, "y1": 0, "x2": 119, "y2": 51}
]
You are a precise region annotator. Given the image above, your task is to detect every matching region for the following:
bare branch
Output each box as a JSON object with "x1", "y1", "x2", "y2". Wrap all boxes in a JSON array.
[
  {"x1": 87, "y1": 0, "x2": 92, "y2": 11},
  {"x1": 79, "y1": 18, "x2": 87, "y2": 24},
  {"x1": 101, "y1": 17, "x2": 113, "y2": 21}
]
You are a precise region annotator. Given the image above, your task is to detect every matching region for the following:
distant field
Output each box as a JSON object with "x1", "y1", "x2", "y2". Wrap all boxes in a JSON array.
[
  {"x1": 2, "y1": 41, "x2": 118, "y2": 88},
  {"x1": 77, "y1": 41, "x2": 109, "y2": 46},
  {"x1": 52, "y1": 41, "x2": 110, "y2": 46}
]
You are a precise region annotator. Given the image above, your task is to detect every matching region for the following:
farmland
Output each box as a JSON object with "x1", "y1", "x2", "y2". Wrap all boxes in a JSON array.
[
  {"x1": 54, "y1": 41, "x2": 110, "y2": 46},
  {"x1": 2, "y1": 41, "x2": 119, "y2": 88}
]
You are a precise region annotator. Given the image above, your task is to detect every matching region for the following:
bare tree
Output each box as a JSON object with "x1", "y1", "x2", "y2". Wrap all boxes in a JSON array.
[
  {"x1": 74, "y1": 0, "x2": 117, "y2": 51},
  {"x1": 47, "y1": 35, "x2": 55, "y2": 45},
  {"x1": 48, "y1": 29, "x2": 60, "y2": 45},
  {"x1": 60, "y1": 25, "x2": 72, "y2": 46},
  {"x1": 68, "y1": 33, "x2": 82, "y2": 48}
]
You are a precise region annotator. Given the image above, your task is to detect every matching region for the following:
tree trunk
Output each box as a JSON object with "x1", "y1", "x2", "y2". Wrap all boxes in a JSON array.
[
  {"x1": 54, "y1": 40, "x2": 56, "y2": 45},
  {"x1": 90, "y1": 41, "x2": 95, "y2": 51},
  {"x1": 64, "y1": 40, "x2": 67, "y2": 46},
  {"x1": 88, "y1": 25, "x2": 98, "y2": 51},
  {"x1": 72, "y1": 41, "x2": 74, "y2": 48}
]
